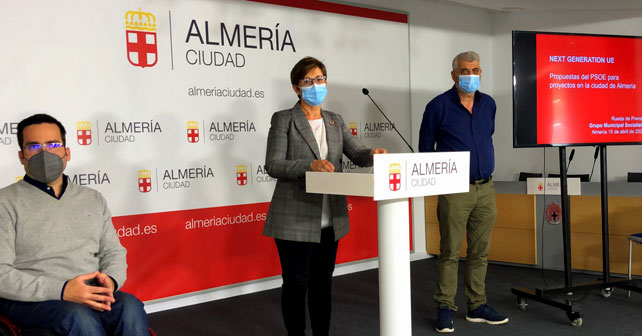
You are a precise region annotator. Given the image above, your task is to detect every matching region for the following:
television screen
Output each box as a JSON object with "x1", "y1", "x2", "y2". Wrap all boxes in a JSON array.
[{"x1": 513, "y1": 31, "x2": 642, "y2": 147}]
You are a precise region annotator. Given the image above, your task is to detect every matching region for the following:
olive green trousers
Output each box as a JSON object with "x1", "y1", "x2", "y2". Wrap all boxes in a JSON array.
[{"x1": 434, "y1": 181, "x2": 497, "y2": 311}]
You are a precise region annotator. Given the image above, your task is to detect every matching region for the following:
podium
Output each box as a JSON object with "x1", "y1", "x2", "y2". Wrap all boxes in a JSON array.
[{"x1": 306, "y1": 152, "x2": 470, "y2": 335}]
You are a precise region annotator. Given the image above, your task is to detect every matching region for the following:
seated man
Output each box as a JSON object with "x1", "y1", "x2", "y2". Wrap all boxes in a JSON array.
[{"x1": 0, "y1": 114, "x2": 149, "y2": 336}]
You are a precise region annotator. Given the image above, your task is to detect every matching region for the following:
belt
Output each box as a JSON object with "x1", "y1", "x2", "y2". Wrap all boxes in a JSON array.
[{"x1": 470, "y1": 176, "x2": 492, "y2": 185}]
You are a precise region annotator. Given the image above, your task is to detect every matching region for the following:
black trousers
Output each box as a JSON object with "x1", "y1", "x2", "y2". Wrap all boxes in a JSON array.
[{"x1": 275, "y1": 227, "x2": 339, "y2": 336}]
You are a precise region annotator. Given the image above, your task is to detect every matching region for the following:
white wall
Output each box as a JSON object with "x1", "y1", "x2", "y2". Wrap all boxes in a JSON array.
[
  {"x1": 341, "y1": 0, "x2": 495, "y2": 151},
  {"x1": 347, "y1": 0, "x2": 642, "y2": 182},
  {"x1": 491, "y1": 10, "x2": 642, "y2": 181},
  {"x1": 340, "y1": 0, "x2": 495, "y2": 256}
]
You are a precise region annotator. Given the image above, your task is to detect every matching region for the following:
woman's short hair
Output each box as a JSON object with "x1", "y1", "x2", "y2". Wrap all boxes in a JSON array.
[{"x1": 290, "y1": 57, "x2": 327, "y2": 86}]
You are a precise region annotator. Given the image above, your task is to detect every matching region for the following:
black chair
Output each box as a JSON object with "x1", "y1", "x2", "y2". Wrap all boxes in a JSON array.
[
  {"x1": 518, "y1": 172, "x2": 542, "y2": 181},
  {"x1": 0, "y1": 313, "x2": 60, "y2": 336},
  {"x1": 0, "y1": 313, "x2": 20, "y2": 336},
  {"x1": 627, "y1": 172, "x2": 642, "y2": 182},
  {"x1": 547, "y1": 173, "x2": 590, "y2": 182}
]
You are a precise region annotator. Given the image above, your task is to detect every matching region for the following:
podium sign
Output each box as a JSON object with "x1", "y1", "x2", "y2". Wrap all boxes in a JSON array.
[
  {"x1": 306, "y1": 151, "x2": 470, "y2": 336},
  {"x1": 526, "y1": 177, "x2": 581, "y2": 195},
  {"x1": 373, "y1": 152, "x2": 470, "y2": 200}
]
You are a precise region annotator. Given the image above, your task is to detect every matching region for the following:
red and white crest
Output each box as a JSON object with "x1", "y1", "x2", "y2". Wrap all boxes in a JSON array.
[
  {"x1": 76, "y1": 121, "x2": 92, "y2": 146},
  {"x1": 138, "y1": 170, "x2": 152, "y2": 193},
  {"x1": 125, "y1": 9, "x2": 158, "y2": 68},
  {"x1": 187, "y1": 121, "x2": 200, "y2": 143},
  {"x1": 349, "y1": 122, "x2": 358, "y2": 137},
  {"x1": 388, "y1": 163, "x2": 401, "y2": 191},
  {"x1": 236, "y1": 165, "x2": 248, "y2": 186}
]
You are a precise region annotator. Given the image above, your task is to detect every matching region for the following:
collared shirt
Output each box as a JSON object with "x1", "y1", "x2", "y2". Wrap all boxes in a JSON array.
[
  {"x1": 23, "y1": 174, "x2": 69, "y2": 199},
  {"x1": 418, "y1": 85, "x2": 496, "y2": 180}
]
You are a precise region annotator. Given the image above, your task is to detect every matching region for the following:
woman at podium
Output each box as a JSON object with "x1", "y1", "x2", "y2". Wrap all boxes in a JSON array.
[{"x1": 264, "y1": 56, "x2": 386, "y2": 336}]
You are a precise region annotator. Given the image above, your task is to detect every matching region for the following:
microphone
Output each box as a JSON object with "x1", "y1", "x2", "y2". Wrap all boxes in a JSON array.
[
  {"x1": 362, "y1": 88, "x2": 414, "y2": 153},
  {"x1": 566, "y1": 149, "x2": 575, "y2": 173},
  {"x1": 589, "y1": 146, "x2": 599, "y2": 182}
]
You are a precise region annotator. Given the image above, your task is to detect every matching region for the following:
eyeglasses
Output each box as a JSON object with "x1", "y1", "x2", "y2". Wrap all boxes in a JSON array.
[
  {"x1": 299, "y1": 76, "x2": 327, "y2": 87},
  {"x1": 23, "y1": 142, "x2": 64, "y2": 154}
]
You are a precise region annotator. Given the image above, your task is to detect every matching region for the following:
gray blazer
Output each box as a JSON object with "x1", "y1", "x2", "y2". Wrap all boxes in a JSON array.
[{"x1": 264, "y1": 102, "x2": 373, "y2": 243}]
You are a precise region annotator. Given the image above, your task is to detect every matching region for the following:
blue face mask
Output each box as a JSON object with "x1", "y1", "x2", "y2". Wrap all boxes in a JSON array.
[
  {"x1": 300, "y1": 83, "x2": 327, "y2": 106},
  {"x1": 458, "y1": 75, "x2": 480, "y2": 93}
]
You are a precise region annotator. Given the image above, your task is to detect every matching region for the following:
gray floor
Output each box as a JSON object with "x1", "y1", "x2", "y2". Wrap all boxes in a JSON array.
[{"x1": 148, "y1": 258, "x2": 642, "y2": 335}]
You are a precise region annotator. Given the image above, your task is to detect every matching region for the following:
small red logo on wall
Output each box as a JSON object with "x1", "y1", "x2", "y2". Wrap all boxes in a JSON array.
[
  {"x1": 125, "y1": 9, "x2": 158, "y2": 68},
  {"x1": 388, "y1": 163, "x2": 401, "y2": 191},
  {"x1": 236, "y1": 165, "x2": 248, "y2": 186},
  {"x1": 138, "y1": 169, "x2": 152, "y2": 193},
  {"x1": 349, "y1": 122, "x2": 358, "y2": 137},
  {"x1": 187, "y1": 121, "x2": 200, "y2": 143},
  {"x1": 76, "y1": 121, "x2": 92, "y2": 146},
  {"x1": 546, "y1": 202, "x2": 562, "y2": 225}
]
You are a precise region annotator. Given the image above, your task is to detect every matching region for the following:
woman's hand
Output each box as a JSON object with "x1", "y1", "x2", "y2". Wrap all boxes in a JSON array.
[
  {"x1": 311, "y1": 160, "x2": 335, "y2": 172},
  {"x1": 370, "y1": 148, "x2": 387, "y2": 155}
]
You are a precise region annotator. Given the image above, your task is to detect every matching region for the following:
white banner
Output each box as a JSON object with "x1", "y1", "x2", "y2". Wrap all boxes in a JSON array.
[
  {"x1": 0, "y1": 0, "x2": 411, "y2": 301},
  {"x1": 526, "y1": 178, "x2": 582, "y2": 195},
  {"x1": 373, "y1": 152, "x2": 470, "y2": 200},
  {"x1": 0, "y1": 0, "x2": 411, "y2": 216}
]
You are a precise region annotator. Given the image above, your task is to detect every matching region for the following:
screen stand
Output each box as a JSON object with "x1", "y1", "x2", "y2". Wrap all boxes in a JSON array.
[{"x1": 511, "y1": 146, "x2": 642, "y2": 327}]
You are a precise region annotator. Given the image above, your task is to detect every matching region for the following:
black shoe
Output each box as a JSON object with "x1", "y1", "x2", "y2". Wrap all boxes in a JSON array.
[
  {"x1": 436, "y1": 307, "x2": 455, "y2": 333},
  {"x1": 466, "y1": 304, "x2": 509, "y2": 325}
]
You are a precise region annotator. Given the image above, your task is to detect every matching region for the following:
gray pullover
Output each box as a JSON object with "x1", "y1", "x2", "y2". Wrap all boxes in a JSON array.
[{"x1": 0, "y1": 179, "x2": 127, "y2": 302}]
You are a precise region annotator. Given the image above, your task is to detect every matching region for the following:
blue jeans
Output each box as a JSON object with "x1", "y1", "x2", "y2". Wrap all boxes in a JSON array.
[{"x1": 0, "y1": 291, "x2": 148, "y2": 336}]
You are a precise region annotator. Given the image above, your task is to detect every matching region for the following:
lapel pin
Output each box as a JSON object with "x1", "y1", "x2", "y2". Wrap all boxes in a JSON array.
[{"x1": 329, "y1": 120, "x2": 335, "y2": 125}]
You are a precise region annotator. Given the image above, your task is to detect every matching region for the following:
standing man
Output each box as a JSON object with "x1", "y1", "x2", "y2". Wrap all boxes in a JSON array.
[
  {"x1": 0, "y1": 114, "x2": 149, "y2": 335},
  {"x1": 419, "y1": 51, "x2": 508, "y2": 333}
]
